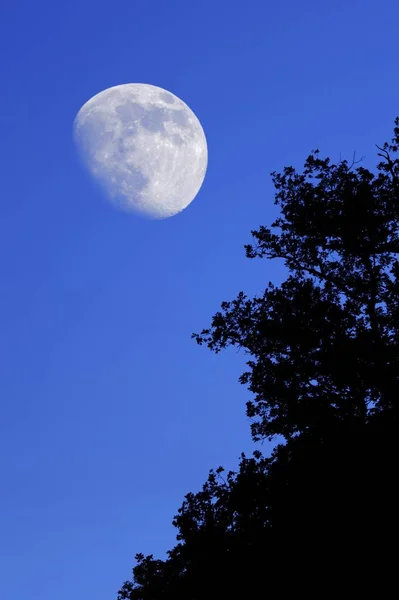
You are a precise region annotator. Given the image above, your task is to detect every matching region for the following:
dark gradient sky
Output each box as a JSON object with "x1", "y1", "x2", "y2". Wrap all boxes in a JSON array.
[{"x1": 1, "y1": 1, "x2": 398, "y2": 598}]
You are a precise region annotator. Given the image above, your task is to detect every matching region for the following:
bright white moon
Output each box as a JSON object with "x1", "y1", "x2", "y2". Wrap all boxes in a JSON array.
[{"x1": 73, "y1": 83, "x2": 208, "y2": 219}]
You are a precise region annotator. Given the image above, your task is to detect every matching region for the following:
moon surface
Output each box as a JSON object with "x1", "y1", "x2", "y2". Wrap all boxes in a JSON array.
[{"x1": 73, "y1": 83, "x2": 208, "y2": 219}]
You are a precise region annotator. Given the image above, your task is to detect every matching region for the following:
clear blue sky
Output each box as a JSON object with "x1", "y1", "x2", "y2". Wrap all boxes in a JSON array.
[{"x1": 1, "y1": 1, "x2": 398, "y2": 598}]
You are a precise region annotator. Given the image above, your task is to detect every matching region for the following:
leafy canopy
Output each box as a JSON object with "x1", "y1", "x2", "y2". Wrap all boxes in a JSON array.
[{"x1": 118, "y1": 118, "x2": 399, "y2": 598}]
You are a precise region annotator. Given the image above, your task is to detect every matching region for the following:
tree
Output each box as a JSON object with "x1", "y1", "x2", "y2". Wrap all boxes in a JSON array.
[{"x1": 118, "y1": 119, "x2": 398, "y2": 598}]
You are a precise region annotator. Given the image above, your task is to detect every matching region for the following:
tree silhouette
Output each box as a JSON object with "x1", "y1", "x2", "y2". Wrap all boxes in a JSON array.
[{"x1": 118, "y1": 119, "x2": 398, "y2": 598}]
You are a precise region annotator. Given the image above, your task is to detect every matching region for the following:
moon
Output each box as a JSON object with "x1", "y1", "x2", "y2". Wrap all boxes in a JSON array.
[{"x1": 73, "y1": 83, "x2": 208, "y2": 219}]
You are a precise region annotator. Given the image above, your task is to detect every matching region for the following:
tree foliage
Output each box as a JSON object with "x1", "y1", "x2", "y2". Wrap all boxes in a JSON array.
[{"x1": 118, "y1": 119, "x2": 399, "y2": 597}]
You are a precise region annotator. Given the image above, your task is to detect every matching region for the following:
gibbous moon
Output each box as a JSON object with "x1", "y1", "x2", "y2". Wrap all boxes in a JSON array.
[{"x1": 73, "y1": 83, "x2": 208, "y2": 219}]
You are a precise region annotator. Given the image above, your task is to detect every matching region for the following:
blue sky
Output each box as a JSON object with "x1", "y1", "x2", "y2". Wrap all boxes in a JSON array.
[{"x1": 1, "y1": 0, "x2": 398, "y2": 598}]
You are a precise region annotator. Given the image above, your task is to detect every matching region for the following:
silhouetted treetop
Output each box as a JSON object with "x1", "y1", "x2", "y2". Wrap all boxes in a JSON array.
[
  {"x1": 118, "y1": 119, "x2": 398, "y2": 599},
  {"x1": 194, "y1": 118, "x2": 399, "y2": 440}
]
